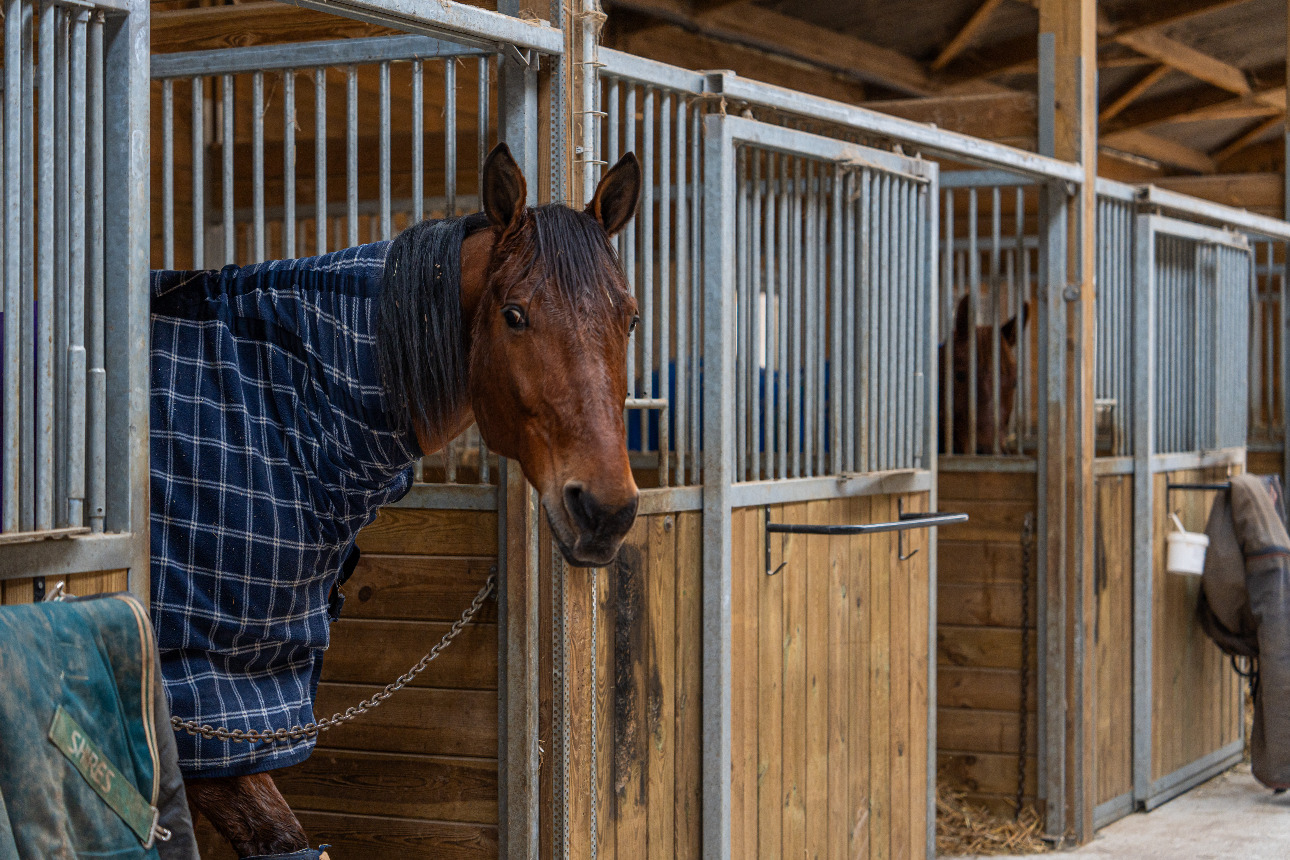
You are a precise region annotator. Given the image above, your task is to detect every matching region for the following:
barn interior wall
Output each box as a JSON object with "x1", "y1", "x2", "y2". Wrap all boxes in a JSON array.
[
  {"x1": 935, "y1": 469, "x2": 1039, "y2": 816},
  {"x1": 193, "y1": 506, "x2": 501, "y2": 860}
]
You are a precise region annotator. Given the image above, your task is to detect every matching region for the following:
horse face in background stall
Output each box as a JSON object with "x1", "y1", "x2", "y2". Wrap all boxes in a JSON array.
[{"x1": 940, "y1": 296, "x2": 1028, "y2": 455}]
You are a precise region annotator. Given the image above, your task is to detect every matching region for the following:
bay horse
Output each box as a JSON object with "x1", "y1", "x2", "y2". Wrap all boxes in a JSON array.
[
  {"x1": 152, "y1": 144, "x2": 642, "y2": 858},
  {"x1": 940, "y1": 295, "x2": 1028, "y2": 455}
]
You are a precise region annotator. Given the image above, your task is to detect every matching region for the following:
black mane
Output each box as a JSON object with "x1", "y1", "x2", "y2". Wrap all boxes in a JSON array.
[{"x1": 375, "y1": 212, "x2": 488, "y2": 439}]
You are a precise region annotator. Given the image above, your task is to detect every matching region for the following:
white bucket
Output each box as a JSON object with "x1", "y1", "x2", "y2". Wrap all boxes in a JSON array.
[{"x1": 1165, "y1": 512, "x2": 1208, "y2": 576}]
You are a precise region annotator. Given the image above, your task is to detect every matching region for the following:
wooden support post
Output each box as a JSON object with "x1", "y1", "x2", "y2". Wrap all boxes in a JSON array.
[{"x1": 1038, "y1": 0, "x2": 1097, "y2": 846}]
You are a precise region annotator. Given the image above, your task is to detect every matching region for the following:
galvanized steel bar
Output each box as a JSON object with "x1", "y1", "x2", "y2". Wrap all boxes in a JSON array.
[
  {"x1": 191, "y1": 76, "x2": 206, "y2": 266},
  {"x1": 162, "y1": 78, "x2": 175, "y2": 269},
  {"x1": 67, "y1": 11, "x2": 89, "y2": 527},
  {"x1": 86, "y1": 11, "x2": 105, "y2": 533},
  {"x1": 789, "y1": 157, "x2": 802, "y2": 478},
  {"x1": 222, "y1": 74, "x2": 234, "y2": 264},
  {"x1": 54, "y1": 6, "x2": 69, "y2": 526},
  {"x1": 411, "y1": 60, "x2": 424, "y2": 224},
  {"x1": 991, "y1": 186, "x2": 1002, "y2": 455},
  {"x1": 313, "y1": 68, "x2": 327, "y2": 255},
  {"x1": 830, "y1": 164, "x2": 843, "y2": 476},
  {"x1": 623, "y1": 84, "x2": 636, "y2": 398},
  {"x1": 20, "y1": 0, "x2": 33, "y2": 532},
  {"x1": 861, "y1": 170, "x2": 873, "y2": 472},
  {"x1": 251, "y1": 71, "x2": 266, "y2": 261},
  {"x1": 379, "y1": 62, "x2": 391, "y2": 239},
  {"x1": 675, "y1": 95, "x2": 689, "y2": 485},
  {"x1": 842, "y1": 170, "x2": 856, "y2": 472},
  {"x1": 642, "y1": 87, "x2": 654, "y2": 425},
  {"x1": 36, "y1": 0, "x2": 55, "y2": 530},
  {"x1": 658, "y1": 92, "x2": 671, "y2": 487},
  {"x1": 734, "y1": 148, "x2": 748, "y2": 482},
  {"x1": 802, "y1": 160, "x2": 815, "y2": 476},
  {"x1": 150, "y1": 34, "x2": 487, "y2": 79},
  {"x1": 2, "y1": 0, "x2": 21, "y2": 531},
  {"x1": 942, "y1": 188, "x2": 953, "y2": 454},
  {"x1": 445, "y1": 58, "x2": 457, "y2": 217},
  {"x1": 275, "y1": 72, "x2": 293, "y2": 258},
  {"x1": 777, "y1": 154, "x2": 789, "y2": 479},
  {"x1": 1131, "y1": 212, "x2": 1156, "y2": 807},
  {"x1": 966, "y1": 187, "x2": 978, "y2": 456},
  {"x1": 346, "y1": 65, "x2": 358, "y2": 247}
]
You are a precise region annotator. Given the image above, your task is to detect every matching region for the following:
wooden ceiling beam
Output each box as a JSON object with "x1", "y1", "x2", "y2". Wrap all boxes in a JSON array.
[
  {"x1": 1103, "y1": 81, "x2": 1285, "y2": 135},
  {"x1": 864, "y1": 90, "x2": 1036, "y2": 141},
  {"x1": 1113, "y1": 28, "x2": 1250, "y2": 95},
  {"x1": 1100, "y1": 128, "x2": 1216, "y2": 172},
  {"x1": 930, "y1": 0, "x2": 1007, "y2": 72},
  {"x1": 1098, "y1": 64, "x2": 1170, "y2": 123},
  {"x1": 152, "y1": 1, "x2": 402, "y2": 53},
  {"x1": 1211, "y1": 114, "x2": 1285, "y2": 164},
  {"x1": 1155, "y1": 171, "x2": 1283, "y2": 211},
  {"x1": 606, "y1": 0, "x2": 947, "y2": 96}
]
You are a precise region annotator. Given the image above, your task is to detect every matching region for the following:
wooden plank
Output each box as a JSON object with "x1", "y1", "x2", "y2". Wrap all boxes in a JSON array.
[
  {"x1": 936, "y1": 540, "x2": 1026, "y2": 584},
  {"x1": 868, "y1": 495, "x2": 891, "y2": 860},
  {"x1": 937, "y1": 470, "x2": 1037, "y2": 502},
  {"x1": 933, "y1": 498, "x2": 1033, "y2": 543},
  {"x1": 1212, "y1": 114, "x2": 1286, "y2": 165},
  {"x1": 781, "y1": 501, "x2": 807, "y2": 859},
  {"x1": 356, "y1": 508, "x2": 498, "y2": 557},
  {"x1": 312, "y1": 684, "x2": 496, "y2": 757},
  {"x1": 938, "y1": 752, "x2": 1037, "y2": 797},
  {"x1": 596, "y1": 535, "x2": 619, "y2": 860},
  {"x1": 906, "y1": 494, "x2": 931, "y2": 859},
  {"x1": 323, "y1": 620, "x2": 496, "y2": 689},
  {"x1": 938, "y1": 625, "x2": 1037, "y2": 669},
  {"x1": 647, "y1": 515, "x2": 677, "y2": 860},
  {"x1": 1114, "y1": 29, "x2": 1250, "y2": 95},
  {"x1": 759, "y1": 503, "x2": 785, "y2": 856},
  {"x1": 930, "y1": 0, "x2": 1007, "y2": 71},
  {"x1": 1247, "y1": 449, "x2": 1283, "y2": 476},
  {"x1": 805, "y1": 500, "x2": 830, "y2": 860},
  {"x1": 151, "y1": 1, "x2": 401, "y2": 54},
  {"x1": 613, "y1": 517, "x2": 649, "y2": 858},
  {"x1": 728, "y1": 508, "x2": 747, "y2": 860},
  {"x1": 937, "y1": 708, "x2": 1038, "y2": 755},
  {"x1": 1154, "y1": 172, "x2": 1284, "y2": 213},
  {"x1": 887, "y1": 496, "x2": 912, "y2": 860},
  {"x1": 867, "y1": 91, "x2": 1035, "y2": 145},
  {"x1": 1100, "y1": 128, "x2": 1217, "y2": 173},
  {"x1": 1094, "y1": 475, "x2": 1134, "y2": 805},
  {"x1": 937, "y1": 582, "x2": 1034, "y2": 628},
  {"x1": 673, "y1": 511, "x2": 703, "y2": 859},
  {"x1": 847, "y1": 494, "x2": 872, "y2": 860},
  {"x1": 1100, "y1": 64, "x2": 1171, "y2": 123},
  {"x1": 295, "y1": 811, "x2": 497, "y2": 860},
  {"x1": 739, "y1": 508, "x2": 760, "y2": 858},
  {"x1": 276, "y1": 749, "x2": 497, "y2": 823},
  {"x1": 337, "y1": 556, "x2": 496, "y2": 622},
  {"x1": 827, "y1": 497, "x2": 851, "y2": 859},
  {"x1": 938, "y1": 667, "x2": 1035, "y2": 712}
]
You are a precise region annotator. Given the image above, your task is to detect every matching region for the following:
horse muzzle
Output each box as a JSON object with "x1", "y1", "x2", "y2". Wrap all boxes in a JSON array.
[{"x1": 544, "y1": 482, "x2": 639, "y2": 567}]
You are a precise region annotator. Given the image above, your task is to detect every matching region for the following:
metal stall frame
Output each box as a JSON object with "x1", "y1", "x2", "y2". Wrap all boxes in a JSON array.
[
  {"x1": 703, "y1": 114, "x2": 940, "y2": 860},
  {"x1": 1131, "y1": 213, "x2": 1251, "y2": 815},
  {"x1": 0, "y1": 0, "x2": 151, "y2": 597}
]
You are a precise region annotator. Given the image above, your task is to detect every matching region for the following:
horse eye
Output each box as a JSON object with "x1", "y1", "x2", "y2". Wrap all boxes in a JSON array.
[
  {"x1": 629, "y1": 314, "x2": 640, "y2": 334},
  {"x1": 502, "y1": 305, "x2": 527, "y2": 330}
]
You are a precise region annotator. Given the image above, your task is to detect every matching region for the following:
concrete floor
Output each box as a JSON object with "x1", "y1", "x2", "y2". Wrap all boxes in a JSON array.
[{"x1": 948, "y1": 763, "x2": 1290, "y2": 859}]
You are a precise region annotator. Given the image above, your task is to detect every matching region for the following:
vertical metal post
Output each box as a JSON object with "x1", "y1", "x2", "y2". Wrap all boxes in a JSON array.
[
  {"x1": 283, "y1": 71, "x2": 295, "y2": 258},
  {"x1": 67, "y1": 11, "x2": 88, "y2": 528},
  {"x1": 314, "y1": 68, "x2": 327, "y2": 255},
  {"x1": 252, "y1": 71, "x2": 265, "y2": 261},
  {"x1": 87, "y1": 11, "x2": 105, "y2": 534},
  {"x1": 1131, "y1": 214, "x2": 1156, "y2": 808},
  {"x1": 222, "y1": 74, "x2": 234, "y2": 265},
  {"x1": 192, "y1": 75, "x2": 205, "y2": 267},
  {"x1": 701, "y1": 111, "x2": 734, "y2": 860},
  {"x1": 162, "y1": 77, "x2": 174, "y2": 269},
  {"x1": 346, "y1": 65, "x2": 358, "y2": 247},
  {"x1": 379, "y1": 62, "x2": 391, "y2": 239},
  {"x1": 36, "y1": 0, "x2": 55, "y2": 531},
  {"x1": 1, "y1": 0, "x2": 21, "y2": 532},
  {"x1": 445, "y1": 58, "x2": 457, "y2": 217},
  {"x1": 411, "y1": 60, "x2": 423, "y2": 224}
]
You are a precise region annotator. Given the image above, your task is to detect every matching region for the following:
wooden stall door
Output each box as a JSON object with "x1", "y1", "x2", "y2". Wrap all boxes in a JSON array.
[
  {"x1": 1092, "y1": 474, "x2": 1134, "y2": 824},
  {"x1": 193, "y1": 506, "x2": 501, "y2": 859},
  {"x1": 1145, "y1": 468, "x2": 1243, "y2": 805},
  {"x1": 729, "y1": 494, "x2": 930, "y2": 860}
]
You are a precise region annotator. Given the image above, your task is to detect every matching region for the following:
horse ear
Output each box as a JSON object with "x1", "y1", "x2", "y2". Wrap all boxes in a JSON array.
[
  {"x1": 587, "y1": 152, "x2": 641, "y2": 237},
  {"x1": 483, "y1": 143, "x2": 527, "y2": 231},
  {"x1": 953, "y1": 296, "x2": 971, "y2": 339},
  {"x1": 1001, "y1": 302, "x2": 1030, "y2": 346}
]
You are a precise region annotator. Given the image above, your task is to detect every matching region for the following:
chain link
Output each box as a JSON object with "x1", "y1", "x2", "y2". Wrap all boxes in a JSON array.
[
  {"x1": 1016, "y1": 513, "x2": 1035, "y2": 820},
  {"x1": 171, "y1": 573, "x2": 496, "y2": 744}
]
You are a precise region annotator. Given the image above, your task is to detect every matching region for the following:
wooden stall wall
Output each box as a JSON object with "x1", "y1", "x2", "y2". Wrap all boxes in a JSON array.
[
  {"x1": 544, "y1": 508, "x2": 704, "y2": 860},
  {"x1": 1149, "y1": 468, "x2": 1243, "y2": 786},
  {"x1": 935, "y1": 469, "x2": 1039, "y2": 816},
  {"x1": 1246, "y1": 448, "x2": 1283, "y2": 480},
  {"x1": 730, "y1": 493, "x2": 931, "y2": 860},
  {"x1": 193, "y1": 506, "x2": 500, "y2": 860},
  {"x1": 0, "y1": 570, "x2": 130, "y2": 604},
  {"x1": 1093, "y1": 475, "x2": 1133, "y2": 812}
]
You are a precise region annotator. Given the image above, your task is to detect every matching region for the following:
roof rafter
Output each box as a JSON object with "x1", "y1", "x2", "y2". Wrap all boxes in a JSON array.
[
  {"x1": 1113, "y1": 28, "x2": 1249, "y2": 95},
  {"x1": 930, "y1": 0, "x2": 1007, "y2": 72},
  {"x1": 1211, "y1": 114, "x2": 1286, "y2": 164},
  {"x1": 1099, "y1": 64, "x2": 1170, "y2": 123}
]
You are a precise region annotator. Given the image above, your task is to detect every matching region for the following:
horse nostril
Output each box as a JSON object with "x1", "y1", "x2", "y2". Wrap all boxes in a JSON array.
[
  {"x1": 564, "y1": 482, "x2": 597, "y2": 533},
  {"x1": 563, "y1": 483, "x2": 638, "y2": 539}
]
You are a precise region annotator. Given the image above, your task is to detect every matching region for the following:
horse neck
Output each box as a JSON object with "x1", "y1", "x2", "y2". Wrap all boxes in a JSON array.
[{"x1": 411, "y1": 227, "x2": 496, "y2": 456}]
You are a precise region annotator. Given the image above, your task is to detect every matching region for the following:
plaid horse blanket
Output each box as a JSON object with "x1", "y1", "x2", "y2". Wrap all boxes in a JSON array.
[{"x1": 149, "y1": 223, "x2": 467, "y2": 777}]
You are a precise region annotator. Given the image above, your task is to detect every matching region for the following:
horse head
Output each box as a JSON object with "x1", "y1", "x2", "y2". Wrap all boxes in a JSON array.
[
  {"x1": 941, "y1": 295, "x2": 1028, "y2": 455},
  {"x1": 466, "y1": 144, "x2": 642, "y2": 567}
]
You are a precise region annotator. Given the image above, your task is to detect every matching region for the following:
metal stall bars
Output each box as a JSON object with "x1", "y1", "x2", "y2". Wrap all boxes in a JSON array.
[
  {"x1": 150, "y1": 35, "x2": 502, "y2": 495},
  {"x1": 1248, "y1": 238, "x2": 1285, "y2": 460},
  {"x1": 1131, "y1": 213, "x2": 1251, "y2": 813},
  {"x1": 704, "y1": 115, "x2": 940, "y2": 860},
  {"x1": 0, "y1": 0, "x2": 150, "y2": 597},
  {"x1": 598, "y1": 50, "x2": 707, "y2": 493}
]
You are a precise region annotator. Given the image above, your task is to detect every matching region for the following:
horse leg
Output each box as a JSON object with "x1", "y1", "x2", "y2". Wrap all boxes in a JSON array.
[{"x1": 184, "y1": 772, "x2": 311, "y2": 858}]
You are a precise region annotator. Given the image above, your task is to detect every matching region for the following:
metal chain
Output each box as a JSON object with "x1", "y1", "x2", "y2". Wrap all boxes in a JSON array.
[
  {"x1": 1016, "y1": 513, "x2": 1035, "y2": 820},
  {"x1": 171, "y1": 573, "x2": 496, "y2": 744}
]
